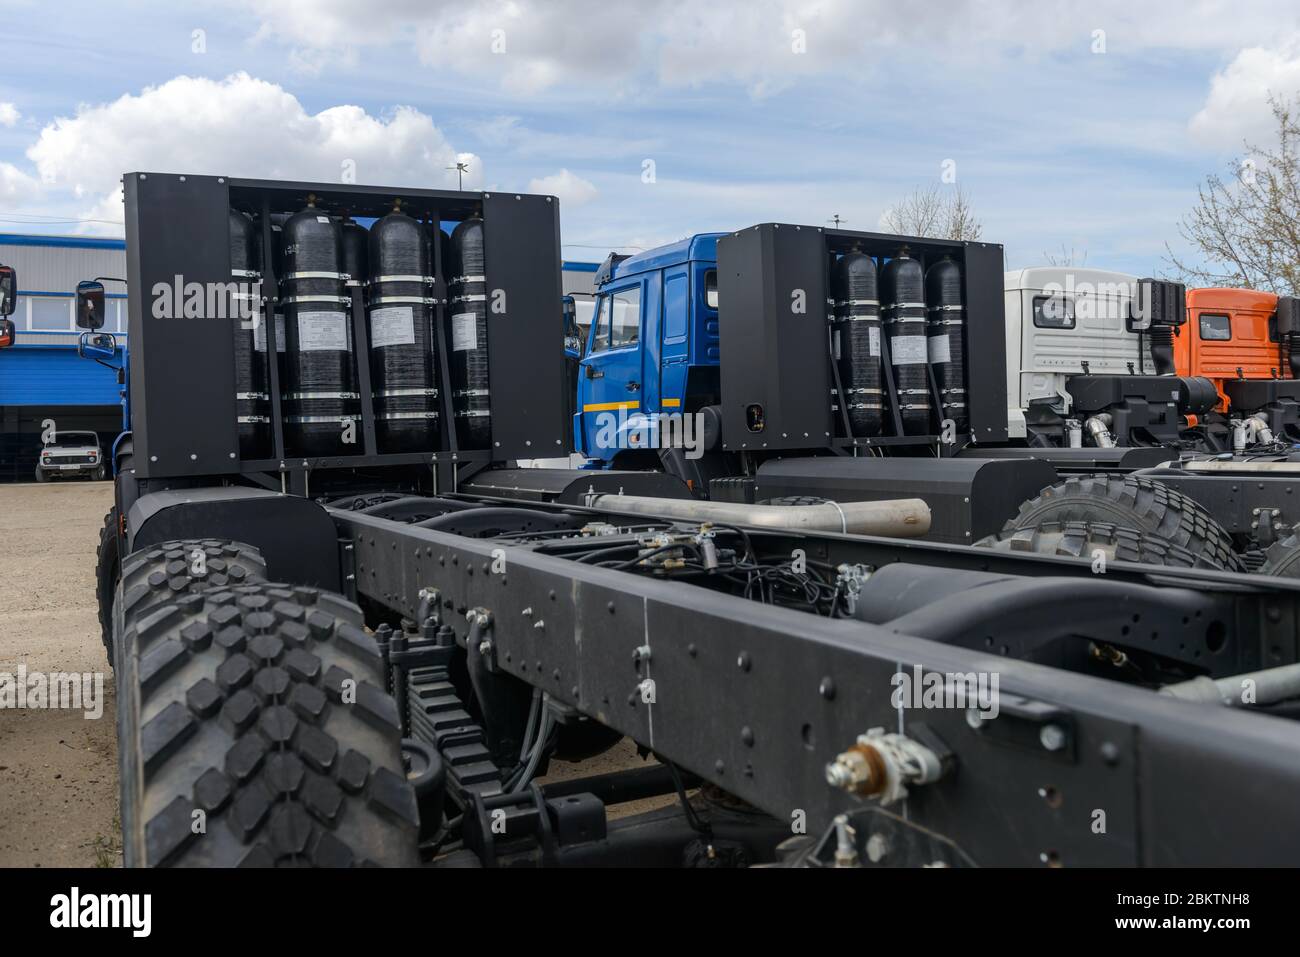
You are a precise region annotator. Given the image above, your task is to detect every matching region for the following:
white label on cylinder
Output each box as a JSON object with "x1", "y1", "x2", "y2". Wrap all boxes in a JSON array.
[
  {"x1": 891, "y1": 334, "x2": 927, "y2": 365},
  {"x1": 928, "y1": 334, "x2": 951, "y2": 364},
  {"x1": 316, "y1": 216, "x2": 331, "y2": 224},
  {"x1": 452, "y1": 312, "x2": 478, "y2": 351},
  {"x1": 370, "y1": 306, "x2": 415, "y2": 348},
  {"x1": 869, "y1": 326, "x2": 881, "y2": 357},
  {"x1": 254, "y1": 314, "x2": 286, "y2": 353},
  {"x1": 297, "y1": 311, "x2": 348, "y2": 351}
]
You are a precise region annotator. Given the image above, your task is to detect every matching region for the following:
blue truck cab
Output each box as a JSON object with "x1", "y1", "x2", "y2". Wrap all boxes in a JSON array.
[{"x1": 576, "y1": 234, "x2": 725, "y2": 465}]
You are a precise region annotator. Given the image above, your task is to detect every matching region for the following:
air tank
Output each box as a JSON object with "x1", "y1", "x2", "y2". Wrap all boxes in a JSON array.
[
  {"x1": 230, "y1": 209, "x2": 271, "y2": 459},
  {"x1": 880, "y1": 250, "x2": 932, "y2": 435},
  {"x1": 280, "y1": 196, "x2": 359, "y2": 456},
  {"x1": 449, "y1": 216, "x2": 491, "y2": 448},
  {"x1": 367, "y1": 201, "x2": 440, "y2": 452},
  {"x1": 830, "y1": 248, "x2": 883, "y2": 437},
  {"x1": 924, "y1": 257, "x2": 968, "y2": 435}
]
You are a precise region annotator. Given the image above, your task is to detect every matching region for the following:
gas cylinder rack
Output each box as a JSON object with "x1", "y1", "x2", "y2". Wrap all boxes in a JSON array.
[
  {"x1": 120, "y1": 173, "x2": 568, "y2": 494},
  {"x1": 715, "y1": 223, "x2": 1007, "y2": 455}
]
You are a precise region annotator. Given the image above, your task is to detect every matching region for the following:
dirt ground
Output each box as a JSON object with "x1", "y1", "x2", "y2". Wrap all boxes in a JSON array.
[
  {"x1": 0, "y1": 480, "x2": 668, "y2": 868},
  {"x1": 0, "y1": 480, "x2": 120, "y2": 867}
]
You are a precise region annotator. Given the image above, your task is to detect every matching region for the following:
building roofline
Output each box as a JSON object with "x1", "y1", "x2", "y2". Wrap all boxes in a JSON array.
[{"x1": 0, "y1": 233, "x2": 126, "y2": 251}]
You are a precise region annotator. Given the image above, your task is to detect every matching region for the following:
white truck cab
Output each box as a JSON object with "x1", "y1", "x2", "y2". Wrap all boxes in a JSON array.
[{"x1": 1003, "y1": 267, "x2": 1141, "y2": 439}]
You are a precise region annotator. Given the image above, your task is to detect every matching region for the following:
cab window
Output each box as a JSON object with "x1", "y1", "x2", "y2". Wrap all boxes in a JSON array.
[
  {"x1": 704, "y1": 269, "x2": 719, "y2": 310},
  {"x1": 588, "y1": 295, "x2": 612, "y2": 353},
  {"x1": 1032, "y1": 295, "x2": 1075, "y2": 329},
  {"x1": 609, "y1": 284, "x2": 641, "y2": 348},
  {"x1": 1199, "y1": 313, "x2": 1231, "y2": 340}
]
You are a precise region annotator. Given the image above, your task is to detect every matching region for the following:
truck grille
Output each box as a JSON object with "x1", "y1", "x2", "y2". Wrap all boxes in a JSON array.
[{"x1": 46, "y1": 454, "x2": 95, "y2": 465}]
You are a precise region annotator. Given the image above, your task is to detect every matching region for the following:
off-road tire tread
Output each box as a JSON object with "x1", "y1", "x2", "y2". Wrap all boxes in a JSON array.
[
  {"x1": 95, "y1": 508, "x2": 119, "y2": 660},
  {"x1": 1260, "y1": 533, "x2": 1300, "y2": 578},
  {"x1": 118, "y1": 539, "x2": 269, "y2": 647},
  {"x1": 116, "y1": 569, "x2": 419, "y2": 867},
  {"x1": 1003, "y1": 473, "x2": 1241, "y2": 571},
  {"x1": 978, "y1": 520, "x2": 1231, "y2": 570}
]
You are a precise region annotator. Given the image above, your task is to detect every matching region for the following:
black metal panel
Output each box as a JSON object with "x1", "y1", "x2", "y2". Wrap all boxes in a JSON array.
[
  {"x1": 961, "y1": 242, "x2": 1010, "y2": 443},
  {"x1": 127, "y1": 487, "x2": 341, "y2": 591},
  {"x1": 481, "y1": 192, "x2": 567, "y2": 459},
  {"x1": 755, "y1": 455, "x2": 1058, "y2": 542},
  {"x1": 1223, "y1": 378, "x2": 1300, "y2": 409},
  {"x1": 125, "y1": 172, "x2": 240, "y2": 479},
  {"x1": 717, "y1": 224, "x2": 832, "y2": 452},
  {"x1": 718, "y1": 223, "x2": 1008, "y2": 453},
  {"x1": 123, "y1": 173, "x2": 566, "y2": 482}
]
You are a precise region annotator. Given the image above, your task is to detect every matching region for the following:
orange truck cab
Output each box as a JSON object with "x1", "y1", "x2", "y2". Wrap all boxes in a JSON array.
[{"x1": 1177, "y1": 287, "x2": 1300, "y2": 449}]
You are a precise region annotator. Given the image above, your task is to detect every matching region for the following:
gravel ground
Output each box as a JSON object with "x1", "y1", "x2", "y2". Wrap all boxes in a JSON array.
[
  {"x1": 0, "y1": 480, "x2": 119, "y2": 867},
  {"x1": 0, "y1": 480, "x2": 671, "y2": 868}
]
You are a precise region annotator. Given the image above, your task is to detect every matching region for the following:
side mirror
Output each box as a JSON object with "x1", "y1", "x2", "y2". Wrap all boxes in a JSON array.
[
  {"x1": 0, "y1": 317, "x2": 13, "y2": 349},
  {"x1": 0, "y1": 264, "x2": 16, "y2": 318},
  {"x1": 75, "y1": 280, "x2": 106, "y2": 331},
  {"x1": 77, "y1": 331, "x2": 118, "y2": 361},
  {"x1": 1277, "y1": 296, "x2": 1299, "y2": 335}
]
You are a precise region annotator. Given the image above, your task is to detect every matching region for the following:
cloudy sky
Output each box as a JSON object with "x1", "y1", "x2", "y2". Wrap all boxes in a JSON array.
[{"x1": 2, "y1": 0, "x2": 1300, "y2": 273}]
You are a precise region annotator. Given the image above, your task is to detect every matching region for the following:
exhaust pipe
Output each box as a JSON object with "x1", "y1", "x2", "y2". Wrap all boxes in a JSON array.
[
  {"x1": 584, "y1": 494, "x2": 931, "y2": 538},
  {"x1": 1084, "y1": 413, "x2": 1115, "y2": 448},
  {"x1": 1161, "y1": 662, "x2": 1300, "y2": 707}
]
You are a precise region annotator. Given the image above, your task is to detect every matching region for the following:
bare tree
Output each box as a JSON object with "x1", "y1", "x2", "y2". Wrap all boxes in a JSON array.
[
  {"x1": 881, "y1": 184, "x2": 983, "y2": 241},
  {"x1": 1043, "y1": 244, "x2": 1088, "y2": 267},
  {"x1": 1166, "y1": 96, "x2": 1300, "y2": 296}
]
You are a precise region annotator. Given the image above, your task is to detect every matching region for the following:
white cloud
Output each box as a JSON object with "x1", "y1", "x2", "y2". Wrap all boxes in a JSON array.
[
  {"x1": 527, "y1": 169, "x2": 598, "y2": 206},
  {"x1": 22, "y1": 72, "x2": 480, "y2": 233},
  {"x1": 0, "y1": 103, "x2": 19, "y2": 127},
  {"x1": 237, "y1": 0, "x2": 1300, "y2": 95},
  {"x1": 1190, "y1": 34, "x2": 1300, "y2": 147},
  {"x1": 0, "y1": 162, "x2": 39, "y2": 204}
]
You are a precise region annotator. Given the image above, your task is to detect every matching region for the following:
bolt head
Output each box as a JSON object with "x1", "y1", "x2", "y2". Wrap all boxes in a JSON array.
[{"x1": 1039, "y1": 724, "x2": 1067, "y2": 752}]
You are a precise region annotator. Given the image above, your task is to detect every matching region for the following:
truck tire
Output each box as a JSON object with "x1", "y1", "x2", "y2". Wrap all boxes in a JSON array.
[
  {"x1": 977, "y1": 520, "x2": 1233, "y2": 570},
  {"x1": 95, "y1": 508, "x2": 120, "y2": 661},
  {"x1": 1001, "y1": 473, "x2": 1242, "y2": 571},
  {"x1": 1259, "y1": 534, "x2": 1300, "y2": 578},
  {"x1": 111, "y1": 539, "x2": 268, "y2": 667},
  {"x1": 35, "y1": 466, "x2": 48, "y2": 482},
  {"x1": 116, "y1": 578, "x2": 421, "y2": 867}
]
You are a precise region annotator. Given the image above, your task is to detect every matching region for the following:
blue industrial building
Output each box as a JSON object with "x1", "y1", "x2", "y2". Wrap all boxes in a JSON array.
[{"x1": 0, "y1": 233, "x2": 129, "y2": 481}]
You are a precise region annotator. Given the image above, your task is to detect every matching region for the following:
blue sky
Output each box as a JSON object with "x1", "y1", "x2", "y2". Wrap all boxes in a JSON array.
[{"x1": 2, "y1": 0, "x2": 1300, "y2": 274}]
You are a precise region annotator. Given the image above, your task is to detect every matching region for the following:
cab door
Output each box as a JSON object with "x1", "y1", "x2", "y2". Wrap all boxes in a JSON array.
[{"x1": 577, "y1": 280, "x2": 645, "y2": 458}]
